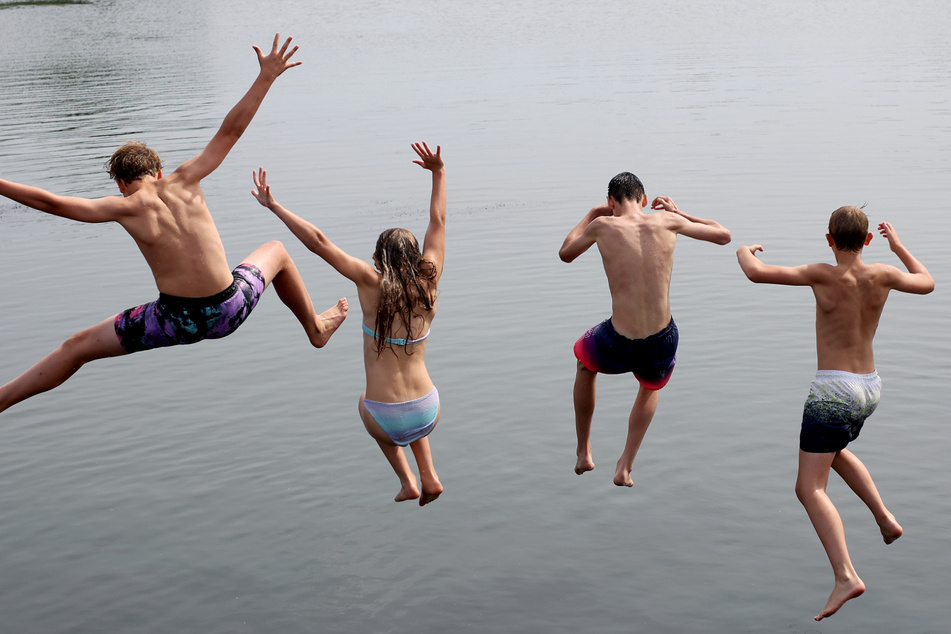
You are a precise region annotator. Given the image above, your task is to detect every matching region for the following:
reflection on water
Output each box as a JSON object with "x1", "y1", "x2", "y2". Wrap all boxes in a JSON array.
[{"x1": 1, "y1": 1, "x2": 950, "y2": 632}]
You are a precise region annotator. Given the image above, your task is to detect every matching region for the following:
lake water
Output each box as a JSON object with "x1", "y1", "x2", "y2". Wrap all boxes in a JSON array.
[{"x1": 1, "y1": 0, "x2": 950, "y2": 632}]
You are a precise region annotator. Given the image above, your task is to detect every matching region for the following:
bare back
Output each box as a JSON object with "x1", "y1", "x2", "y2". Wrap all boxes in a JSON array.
[
  {"x1": 0, "y1": 35, "x2": 304, "y2": 299},
  {"x1": 116, "y1": 174, "x2": 233, "y2": 297},
  {"x1": 357, "y1": 276, "x2": 437, "y2": 403},
  {"x1": 810, "y1": 260, "x2": 891, "y2": 373},
  {"x1": 113, "y1": 34, "x2": 304, "y2": 298},
  {"x1": 561, "y1": 195, "x2": 730, "y2": 339},
  {"x1": 253, "y1": 141, "x2": 447, "y2": 406},
  {"x1": 594, "y1": 213, "x2": 679, "y2": 339},
  {"x1": 736, "y1": 221, "x2": 933, "y2": 375}
]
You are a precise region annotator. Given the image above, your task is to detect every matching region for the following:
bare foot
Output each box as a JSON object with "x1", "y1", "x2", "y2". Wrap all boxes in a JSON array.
[
  {"x1": 419, "y1": 478, "x2": 443, "y2": 506},
  {"x1": 575, "y1": 450, "x2": 595, "y2": 475},
  {"x1": 313, "y1": 298, "x2": 348, "y2": 347},
  {"x1": 394, "y1": 481, "x2": 420, "y2": 503},
  {"x1": 878, "y1": 513, "x2": 903, "y2": 544},
  {"x1": 613, "y1": 460, "x2": 634, "y2": 487},
  {"x1": 815, "y1": 576, "x2": 865, "y2": 621}
]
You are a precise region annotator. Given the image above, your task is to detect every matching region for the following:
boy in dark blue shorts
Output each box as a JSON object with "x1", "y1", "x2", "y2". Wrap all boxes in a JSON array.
[
  {"x1": 560, "y1": 173, "x2": 731, "y2": 487},
  {"x1": 738, "y1": 207, "x2": 933, "y2": 621}
]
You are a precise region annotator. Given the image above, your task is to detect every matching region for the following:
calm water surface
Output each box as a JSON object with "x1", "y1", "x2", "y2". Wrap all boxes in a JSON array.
[{"x1": 1, "y1": 1, "x2": 950, "y2": 632}]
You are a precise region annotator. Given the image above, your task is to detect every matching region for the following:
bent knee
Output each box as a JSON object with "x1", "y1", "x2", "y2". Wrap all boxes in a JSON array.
[
  {"x1": 794, "y1": 483, "x2": 806, "y2": 503},
  {"x1": 248, "y1": 239, "x2": 289, "y2": 263},
  {"x1": 263, "y1": 239, "x2": 287, "y2": 254},
  {"x1": 794, "y1": 481, "x2": 819, "y2": 504}
]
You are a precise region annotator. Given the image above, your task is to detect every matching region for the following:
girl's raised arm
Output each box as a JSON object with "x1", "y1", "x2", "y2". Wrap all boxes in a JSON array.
[
  {"x1": 252, "y1": 168, "x2": 376, "y2": 286},
  {"x1": 412, "y1": 142, "x2": 446, "y2": 281}
]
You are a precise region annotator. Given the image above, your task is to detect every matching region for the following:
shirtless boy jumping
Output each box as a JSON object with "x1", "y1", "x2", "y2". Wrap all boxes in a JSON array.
[
  {"x1": 737, "y1": 207, "x2": 933, "y2": 621},
  {"x1": 0, "y1": 34, "x2": 347, "y2": 414},
  {"x1": 559, "y1": 173, "x2": 731, "y2": 487}
]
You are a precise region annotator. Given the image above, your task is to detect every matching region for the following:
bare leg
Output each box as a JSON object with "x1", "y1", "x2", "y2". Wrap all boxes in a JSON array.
[
  {"x1": 0, "y1": 316, "x2": 128, "y2": 414},
  {"x1": 358, "y1": 395, "x2": 420, "y2": 502},
  {"x1": 796, "y1": 450, "x2": 866, "y2": 621},
  {"x1": 832, "y1": 449, "x2": 903, "y2": 544},
  {"x1": 242, "y1": 241, "x2": 347, "y2": 348},
  {"x1": 376, "y1": 442, "x2": 421, "y2": 502},
  {"x1": 409, "y1": 434, "x2": 443, "y2": 506},
  {"x1": 832, "y1": 449, "x2": 902, "y2": 544},
  {"x1": 573, "y1": 361, "x2": 597, "y2": 475},
  {"x1": 614, "y1": 384, "x2": 659, "y2": 487}
]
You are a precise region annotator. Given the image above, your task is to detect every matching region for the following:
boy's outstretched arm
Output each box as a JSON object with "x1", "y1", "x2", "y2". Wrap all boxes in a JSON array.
[
  {"x1": 559, "y1": 204, "x2": 612, "y2": 262},
  {"x1": 652, "y1": 196, "x2": 731, "y2": 245},
  {"x1": 878, "y1": 222, "x2": 935, "y2": 294},
  {"x1": 0, "y1": 178, "x2": 125, "y2": 223},
  {"x1": 414, "y1": 142, "x2": 447, "y2": 280},
  {"x1": 737, "y1": 244, "x2": 818, "y2": 285},
  {"x1": 176, "y1": 34, "x2": 302, "y2": 183},
  {"x1": 251, "y1": 168, "x2": 376, "y2": 286}
]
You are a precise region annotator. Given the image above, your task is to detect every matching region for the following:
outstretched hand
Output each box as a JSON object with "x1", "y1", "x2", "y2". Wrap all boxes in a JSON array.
[
  {"x1": 253, "y1": 33, "x2": 302, "y2": 81},
  {"x1": 412, "y1": 142, "x2": 443, "y2": 171},
  {"x1": 251, "y1": 168, "x2": 275, "y2": 208},
  {"x1": 651, "y1": 195, "x2": 681, "y2": 214}
]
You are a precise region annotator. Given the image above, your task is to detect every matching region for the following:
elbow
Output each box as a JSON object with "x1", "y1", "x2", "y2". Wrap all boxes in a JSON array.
[
  {"x1": 741, "y1": 265, "x2": 765, "y2": 283},
  {"x1": 716, "y1": 229, "x2": 732, "y2": 246},
  {"x1": 736, "y1": 262, "x2": 759, "y2": 283},
  {"x1": 305, "y1": 237, "x2": 326, "y2": 255},
  {"x1": 305, "y1": 228, "x2": 331, "y2": 255},
  {"x1": 558, "y1": 248, "x2": 574, "y2": 263}
]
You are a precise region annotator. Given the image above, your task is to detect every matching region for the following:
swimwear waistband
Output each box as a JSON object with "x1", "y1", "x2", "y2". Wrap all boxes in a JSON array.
[
  {"x1": 363, "y1": 387, "x2": 438, "y2": 408},
  {"x1": 159, "y1": 280, "x2": 239, "y2": 307},
  {"x1": 156, "y1": 264, "x2": 261, "y2": 308},
  {"x1": 814, "y1": 370, "x2": 879, "y2": 381},
  {"x1": 607, "y1": 316, "x2": 676, "y2": 344}
]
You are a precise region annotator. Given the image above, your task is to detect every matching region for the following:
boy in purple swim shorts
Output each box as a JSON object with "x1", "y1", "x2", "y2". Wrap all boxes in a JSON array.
[
  {"x1": 0, "y1": 35, "x2": 347, "y2": 415},
  {"x1": 738, "y1": 207, "x2": 933, "y2": 621},
  {"x1": 559, "y1": 173, "x2": 731, "y2": 487},
  {"x1": 114, "y1": 263, "x2": 267, "y2": 353}
]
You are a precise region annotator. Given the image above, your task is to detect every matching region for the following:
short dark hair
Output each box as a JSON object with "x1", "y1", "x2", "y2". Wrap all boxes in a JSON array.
[
  {"x1": 106, "y1": 141, "x2": 163, "y2": 183},
  {"x1": 828, "y1": 206, "x2": 869, "y2": 252},
  {"x1": 607, "y1": 172, "x2": 644, "y2": 202}
]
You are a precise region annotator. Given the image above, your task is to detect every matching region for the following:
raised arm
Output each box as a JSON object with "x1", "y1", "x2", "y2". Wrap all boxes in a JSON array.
[
  {"x1": 0, "y1": 178, "x2": 125, "y2": 223},
  {"x1": 251, "y1": 168, "x2": 376, "y2": 285},
  {"x1": 175, "y1": 34, "x2": 301, "y2": 184},
  {"x1": 414, "y1": 142, "x2": 446, "y2": 280},
  {"x1": 652, "y1": 196, "x2": 732, "y2": 245},
  {"x1": 878, "y1": 222, "x2": 935, "y2": 294},
  {"x1": 558, "y1": 204, "x2": 612, "y2": 262}
]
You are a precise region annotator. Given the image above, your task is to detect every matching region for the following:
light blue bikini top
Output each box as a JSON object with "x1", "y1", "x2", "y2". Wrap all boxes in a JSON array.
[{"x1": 362, "y1": 322, "x2": 430, "y2": 346}]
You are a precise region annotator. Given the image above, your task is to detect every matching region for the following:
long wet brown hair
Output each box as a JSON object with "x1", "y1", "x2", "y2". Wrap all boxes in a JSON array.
[{"x1": 372, "y1": 228, "x2": 437, "y2": 355}]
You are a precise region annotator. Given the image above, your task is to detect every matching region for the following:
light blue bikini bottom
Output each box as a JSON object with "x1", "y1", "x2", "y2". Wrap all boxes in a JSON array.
[{"x1": 363, "y1": 387, "x2": 439, "y2": 446}]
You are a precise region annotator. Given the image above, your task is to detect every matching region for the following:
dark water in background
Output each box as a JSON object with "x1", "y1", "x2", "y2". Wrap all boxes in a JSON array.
[{"x1": 1, "y1": 1, "x2": 950, "y2": 632}]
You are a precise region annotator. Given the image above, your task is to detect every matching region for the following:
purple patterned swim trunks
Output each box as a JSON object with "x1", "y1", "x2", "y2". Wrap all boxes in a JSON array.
[{"x1": 113, "y1": 264, "x2": 265, "y2": 354}]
